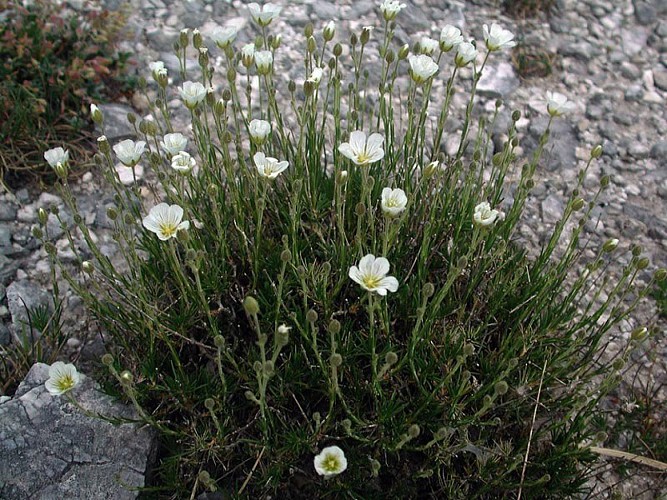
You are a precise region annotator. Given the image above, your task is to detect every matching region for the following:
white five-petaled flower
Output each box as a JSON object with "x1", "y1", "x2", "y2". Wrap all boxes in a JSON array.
[
  {"x1": 161, "y1": 133, "x2": 188, "y2": 156},
  {"x1": 338, "y1": 131, "x2": 385, "y2": 166},
  {"x1": 248, "y1": 2, "x2": 281, "y2": 27},
  {"x1": 171, "y1": 151, "x2": 196, "y2": 173},
  {"x1": 211, "y1": 25, "x2": 238, "y2": 49},
  {"x1": 45, "y1": 361, "x2": 81, "y2": 396},
  {"x1": 178, "y1": 81, "x2": 209, "y2": 109},
  {"x1": 113, "y1": 139, "x2": 146, "y2": 167},
  {"x1": 44, "y1": 147, "x2": 69, "y2": 170},
  {"x1": 307, "y1": 67, "x2": 324, "y2": 85},
  {"x1": 473, "y1": 201, "x2": 503, "y2": 228},
  {"x1": 483, "y1": 23, "x2": 516, "y2": 51},
  {"x1": 254, "y1": 50, "x2": 273, "y2": 75},
  {"x1": 249, "y1": 119, "x2": 271, "y2": 145},
  {"x1": 379, "y1": 0, "x2": 406, "y2": 21},
  {"x1": 314, "y1": 446, "x2": 348, "y2": 478},
  {"x1": 381, "y1": 187, "x2": 408, "y2": 217},
  {"x1": 408, "y1": 54, "x2": 439, "y2": 84},
  {"x1": 253, "y1": 152, "x2": 289, "y2": 179},
  {"x1": 455, "y1": 41, "x2": 478, "y2": 67},
  {"x1": 142, "y1": 203, "x2": 190, "y2": 240},
  {"x1": 440, "y1": 24, "x2": 463, "y2": 52},
  {"x1": 349, "y1": 254, "x2": 399, "y2": 296},
  {"x1": 546, "y1": 91, "x2": 575, "y2": 117},
  {"x1": 419, "y1": 36, "x2": 439, "y2": 56}
]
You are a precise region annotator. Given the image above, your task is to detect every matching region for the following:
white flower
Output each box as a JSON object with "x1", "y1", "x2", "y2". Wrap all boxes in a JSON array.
[
  {"x1": 241, "y1": 43, "x2": 256, "y2": 67},
  {"x1": 408, "y1": 54, "x2": 439, "y2": 84},
  {"x1": 314, "y1": 446, "x2": 348, "y2": 478},
  {"x1": 248, "y1": 2, "x2": 281, "y2": 27},
  {"x1": 161, "y1": 133, "x2": 188, "y2": 156},
  {"x1": 278, "y1": 324, "x2": 291, "y2": 334},
  {"x1": 113, "y1": 139, "x2": 145, "y2": 167},
  {"x1": 142, "y1": 203, "x2": 190, "y2": 240},
  {"x1": 178, "y1": 81, "x2": 208, "y2": 109},
  {"x1": 349, "y1": 254, "x2": 399, "y2": 296},
  {"x1": 149, "y1": 60, "x2": 167, "y2": 81},
  {"x1": 171, "y1": 151, "x2": 196, "y2": 173},
  {"x1": 44, "y1": 147, "x2": 69, "y2": 169},
  {"x1": 307, "y1": 67, "x2": 324, "y2": 85},
  {"x1": 440, "y1": 24, "x2": 463, "y2": 51},
  {"x1": 546, "y1": 91, "x2": 575, "y2": 117},
  {"x1": 254, "y1": 50, "x2": 273, "y2": 75},
  {"x1": 45, "y1": 361, "x2": 81, "y2": 396},
  {"x1": 381, "y1": 187, "x2": 408, "y2": 217},
  {"x1": 254, "y1": 152, "x2": 289, "y2": 179},
  {"x1": 379, "y1": 0, "x2": 406, "y2": 21},
  {"x1": 211, "y1": 26, "x2": 238, "y2": 49},
  {"x1": 419, "y1": 36, "x2": 439, "y2": 55},
  {"x1": 483, "y1": 23, "x2": 516, "y2": 51},
  {"x1": 455, "y1": 41, "x2": 478, "y2": 67},
  {"x1": 249, "y1": 119, "x2": 271, "y2": 145},
  {"x1": 338, "y1": 131, "x2": 385, "y2": 165},
  {"x1": 473, "y1": 201, "x2": 503, "y2": 228}
]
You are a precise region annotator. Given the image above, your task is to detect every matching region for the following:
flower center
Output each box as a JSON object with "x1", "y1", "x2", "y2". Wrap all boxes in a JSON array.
[
  {"x1": 386, "y1": 198, "x2": 398, "y2": 207},
  {"x1": 362, "y1": 275, "x2": 381, "y2": 289},
  {"x1": 356, "y1": 148, "x2": 372, "y2": 165},
  {"x1": 159, "y1": 223, "x2": 178, "y2": 238},
  {"x1": 56, "y1": 374, "x2": 75, "y2": 392},
  {"x1": 322, "y1": 455, "x2": 340, "y2": 472}
]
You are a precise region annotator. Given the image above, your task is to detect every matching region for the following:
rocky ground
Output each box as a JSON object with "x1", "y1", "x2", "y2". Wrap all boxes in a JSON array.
[{"x1": 1, "y1": 0, "x2": 666, "y2": 497}]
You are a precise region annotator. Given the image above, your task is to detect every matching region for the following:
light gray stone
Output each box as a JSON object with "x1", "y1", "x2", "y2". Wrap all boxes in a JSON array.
[
  {"x1": 6, "y1": 280, "x2": 52, "y2": 342},
  {"x1": 477, "y1": 62, "x2": 520, "y2": 99},
  {"x1": 0, "y1": 363, "x2": 156, "y2": 499},
  {"x1": 97, "y1": 104, "x2": 136, "y2": 141}
]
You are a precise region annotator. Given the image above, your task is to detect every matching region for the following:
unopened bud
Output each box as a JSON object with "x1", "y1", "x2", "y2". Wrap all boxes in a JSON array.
[
  {"x1": 635, "y1": 257, "x2": 650, "y2": 270},
  {"x1": 105, "y1": 206, "x2": 117, "y2": 221},
  {"x1": 323, "y1": 20, "x2": 335, "y2": 41},
  {"x1": 600, "y1": 175, "x2": 611, "y2": 188},
  {"x1": 330, "y1": 353, "x2": 343, "y2": 367},
  {"x1": 214, "y1": 335, "x2": 225, "y2": 348},
  {"x1": 38, "y1": 208, "x2": 48, "y2": 225},
  {"x1": 328, "y1": 319, "x2": 341, "y2": 335},
  {"x1": 361, "y1": 26, "x2": 372, "y2": 44},
  {"x1": 385, "y1": 351, "x2": 398, "y2": 365},
  {"x1": 101, "y1": 353, "x2": 114, "y2": 366},
  {"x1": 631, "y1": 327, "x2": 648, "y2": 341},
  {"x1": 571, "y1": 198, "x2": 585, "y2": 211},
  {"x1": 355, "y1": 202, "x2": 366, "y2": 216},
  {"x1": 333, "y1": 43, "x2": 343, "y2": 57},
  {"x1": 654, "y1": 268, "x2": 667, "y2": 282},
  {"x1": 306, "y1": 309, "x2": 318, "y2": 323},
  {"x1": 512, "y1": 110, "x2": 521, "y2": 122},
  {"x1": 462, "y1": 343, "x2": 475, "y2": 357},
  {"x1": 120, "y1": 370, "x2": 133, "y2": 384},
  {"x1": 422, "y1": 282, "x2": 435, "y2": 298},
  {"x1": 243, "y1": 296, "x2": 260, "y2": 315},
  {"x1": 280, "y1": 249, "x2": 292, "y2": 262},
  {"x1": 407, "y1": 424, "x2": 420, "y2": 438},
  {"x1": 591, "y1": 145, "x2": 603, "y2": 159},
  {"x1": 602, "y1": 238, "x2": 619, "y2": 253},
  {"x1": 82, "y1": 261, "x2": 94, "y2": 274},
  {"x1": 32, "y1": 226, "x2": 43, "y2": 239},
  {"x1": 204, "y1": 398, "x2": 215, "y2": 411},
  {"x1": 494, "y1": 381, "x2": 509, "y2": 396}
]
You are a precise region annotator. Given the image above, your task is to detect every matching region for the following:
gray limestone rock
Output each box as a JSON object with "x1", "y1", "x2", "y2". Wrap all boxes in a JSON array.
[
  {"x1": 477, "y1": 62, "x2": 520, "y2": 99},
  {"x1": 525, "y1": 117, "x2": 579, "y2": 172},
  {"x1": 0, "y1": 363, "x2": 156, "y2": 499},
  {"x1": 0, "y1": 255, "x2": 20, "y2": 286},
  {"x1": 97, "y1": 103, "x2": 136, "y2": 142},
  {"x1": 6, "y1": 280, "x2": 52, "y2": 342}
]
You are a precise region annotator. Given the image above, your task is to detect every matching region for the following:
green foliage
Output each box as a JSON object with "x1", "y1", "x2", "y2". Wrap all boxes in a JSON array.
[
  {"x1": 40, "y1": 12, "x2": 661, "y2": 499},
  {"x1": 0, "y1": 0, "x2": 134, "y2": 186}
]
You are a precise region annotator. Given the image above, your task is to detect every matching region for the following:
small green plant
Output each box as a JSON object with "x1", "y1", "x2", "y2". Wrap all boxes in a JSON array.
[
  {"x1": 0, "y1": 0, "x2": 134, "y2": 187},
  {"x1": 651, "y1": 279, "x2": 667, "y2": 318},
  {"x1": 38, "y1": 3, "x2": 663, "y2": 498}
]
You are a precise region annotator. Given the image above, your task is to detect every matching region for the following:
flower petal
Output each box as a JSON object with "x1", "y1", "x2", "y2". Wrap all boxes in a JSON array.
[
  {"x1": 379, "y1": 276, "x2": 399, "y2": 293},
  {"x1": 372, "y1": 257, "x2": 390, "y2": 277},
  {"x1": 349, "y1": 130, "x2": 367, "y2": 153},
  {"x1": 358, "y1": 254, "x2": 376, "y2": 274}
]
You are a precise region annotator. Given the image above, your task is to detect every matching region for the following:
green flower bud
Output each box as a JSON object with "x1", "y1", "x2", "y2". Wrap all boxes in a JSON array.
[
  {"x1": 636, "y1": 257, "x2": 650, "y2": 270},
  {"x1": 422, "y1": 282, "x2": 435, "y2": 298},
  {"x1": 253, "y1": 361, "x2": 262, "y2": 372},
  {"x1": 341, "y1": 418, "x2": 352, "y2": 434},
  {"x1": 120, "y1": 370, "x2": 133, "y2": 384},
  {"x1": 612, "y1": 358, "x2": 625, "y2": 370},
  {"x1": 369, "y1": 458, "x2": 381, "y2": 477},
  {"x1": 512, "y1": 110, "x2": 521, "y2": 122},
  {"x1": 571, "y1": 198, "x2": 585, "y2": 211},
  {"x1": 408, "y1": 424, "x2": 421, "y2": 438},
  {"x1": 263, "y1": 360, "x2": 275, "y2": 376},
  {"x1": 82, "y1": 261, "x2": 94, "y2": 274},
  {"x1": 385, "y1": 351, "x2": 398, "y2": 365},
  {"x1": 457, "y1": 256, "x2": 468, "y2": 269},
  {"x1": 330, "y1": 353, "x2": 343, "y2": 367},
  {"x1": 361, "y1": 26, "x2": 372, "y2": 44},
  {"x1": 398, "y1": 43, "x2": 410, "y2": 59},
  {"x1": 591, "y1": 145, "x2": 603, "y2": 159},
  {"x1": 307, "y1": 36, "x2": 317, "y2": 54},
  {"x1": 355, "y1": 202, "x2": 366, "y2": 216},
  {"x1": 126, "y1": 112, "x2": 136, "y2": 125},
  {"x1": 328, "y1": 319, "x2": 341, "y2": 335},
  {"x1": 38, "y1": 207, "x2": 48, "y2": 225},
  {"x1": 304, "y1": 22, "x2": 314, "y2": 37},
  {"x1": 631, "y1": 327, "x2": 648, "y2": 341},
  {"x1": 631, "y1": 245, "x2": 643, "y2": 257},
  {"x1": 243, "y1": 296, "x2": 260, "y2": 315},
  {"x1": 306, "y1": 309, "x2": 318, "y2": 323},
  {"x1": 494, "y1": 381, "x2": 509, "y2": 396},
  {"x1": 179, "y1": 28, "x2": 189, "y2": 47},
  {"x1": 101, "y1": 353, "x2": 114, "y2": 366},
  {"x1": 600, "y1": 175, "x2": 611, "y2": 188},
  {"x1": 654, "y1": 268, "x2": 667, "y2": 282},
  {"x1": 204, "y1": 398, "x2": 215, "y2": 411},
  {"x1": 214, "y1": 335, "x2": 225, "y2": 348},
  {"x1": 31, "y1": 226, "x2": 43, "y2": 239},
  {"x1": 280, "y1": 249, "x2": 292, "y2": 262},
  {"x1": 602, "y1": 238, "x2": 619, "y2": 253},
  {"x1": 462, "y1": 343, "x2": 475, "y2": 357}
]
